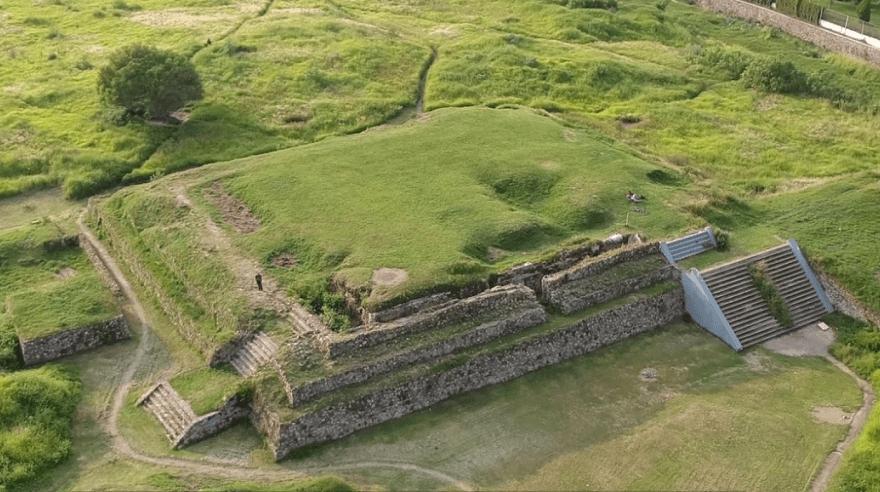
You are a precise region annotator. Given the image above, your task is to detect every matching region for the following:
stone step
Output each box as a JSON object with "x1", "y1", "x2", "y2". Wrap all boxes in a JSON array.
[
  {"x1": 231, "y1": 332, "x2": 279, "y2": 377},
  {"x1": 141, "y1": 383, "x2": 196, "y2": 442}
]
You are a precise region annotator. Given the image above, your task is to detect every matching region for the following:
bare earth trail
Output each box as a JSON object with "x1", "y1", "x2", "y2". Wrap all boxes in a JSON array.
[
  {"x1": 763, "y1": 326, "x2": 877, "y2": 492},
  {"x1": 76, "y1": 214, "x2": 474, "y2": 491}
]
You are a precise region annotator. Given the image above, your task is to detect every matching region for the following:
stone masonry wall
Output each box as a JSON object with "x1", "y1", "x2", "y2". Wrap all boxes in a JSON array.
[
  {"x1": 90, "y1": 205, "x2": 234, "y2": 365},
  {"x1": 328, "y1": 284, "x2": 537, "y2": 358},
  {"x1": 541, "y1": 242, "x2": 662, "y2": 296},
  {"x1": 20, "y1": 315, "x2": 130, "y2": 366},
  {"x1": 549, "y1": 265, "x2": 678, "y2": 314},
  {"x1": 261, "y1": 287, "x2": 684, "y2": 460},
  {"x1": 286, "y1": 306, "x2": 548, "y2": 406},
  {"x1": 815, "y1": 268, "x2": 880, "y2": 326},
  {"x1": 174, "y1": 395, "x2": 250, "y2": 448},
  {"x1": 696, "y1": 0, "x2": 880, "y2": 67}
]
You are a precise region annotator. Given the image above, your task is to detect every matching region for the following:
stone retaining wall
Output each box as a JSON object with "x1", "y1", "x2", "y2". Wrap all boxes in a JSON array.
[
  {"x1": 815, "y1": 268, "x2": 880, "y2": 326},
  {"x1": 174, "y1": 395, "x2": 250, "y2": 448},
  {"x1": 89, "y1": 205, "x2": 234, "y2": 364},
  {"x1": 541, "y1": 242, "x2": 662, "y2": 297},
  {"x1": 328, "y1": 284, "x2": 538, "y2": 358},
  {"x1": 258, "y1": 287, "x2": 684, "y2": 460},
  {"x1": 286, "y1": 306, "x2": 548, "y2": 406},
  {"x1": 695, "y1": 0, "x2": 880, "y2": 67},
  {"x1": 365, "y1": 292, "x2": 454, "y2": 325},
  {"x1": 493, "y1": 233, "x2": 637, "y2": 294},
  {"x1": 20, "y1": 315, "x2": 130, "y2": 366},
  {"x1": 549, "y1": 265, "x2": 678, "y2": 314}
]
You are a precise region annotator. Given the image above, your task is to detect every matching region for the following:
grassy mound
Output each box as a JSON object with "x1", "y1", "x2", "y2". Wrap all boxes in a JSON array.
[
  {"x1": 0, "y1": 221, "x2": 119, "y2": 369},
  {"x1": 0, "y1": 365, "x2": 81, "y2": 488},
  {"x1": 192, "y1": 107, "x2": 691, "y2": 309}
]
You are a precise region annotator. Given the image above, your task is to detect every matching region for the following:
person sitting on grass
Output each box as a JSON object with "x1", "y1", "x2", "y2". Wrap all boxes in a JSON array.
[{"x1": 626, "y1": 191, "x2": 647, "y2": 203}]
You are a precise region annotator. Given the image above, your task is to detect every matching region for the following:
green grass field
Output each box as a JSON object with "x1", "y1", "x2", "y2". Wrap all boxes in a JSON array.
[
  {"x1": 202, "y1": 107, "x2": 694, "y2": 309},
  {"x1": 0, "y1": 220, "x2": 119, "y2": 367}
]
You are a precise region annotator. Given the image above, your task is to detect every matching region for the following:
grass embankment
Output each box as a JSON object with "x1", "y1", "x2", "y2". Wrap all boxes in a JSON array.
[
  {"x1": 0, "y1": 221, "x2": 118, "y2": 369},
  {"x1": 199, "y1": 107, "x2": 692, "y2": 310},
  {"x1": 170, "y1": 366, "x2": 249, "y2": 415},
  {"x1": 95, "y1": 189, "x2": 256, "y2": 353},
  {"x1": 279, "y1": 323, "x2": 860, "y2": 490},
  {"x1": 0, "y1": 365, "x2": 81, "y2": 489},
  {"x1": 0, "y1": 0, "x2": 427, "y2": 198},
  {"x1": 828, "y1": 314, "x2": 880, "y2": 491}
]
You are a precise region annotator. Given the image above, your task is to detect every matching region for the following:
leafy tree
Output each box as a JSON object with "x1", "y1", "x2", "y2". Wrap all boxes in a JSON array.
[
  {"x1": 98, "y1": 44, "x2": 202, "y2": 120},
  {"x1": 857, "y1": 0, "x2": 871, "y2": 22}
]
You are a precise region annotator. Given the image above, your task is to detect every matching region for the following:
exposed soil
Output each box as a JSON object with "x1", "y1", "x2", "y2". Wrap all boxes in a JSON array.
[
  {"x1": 203, "y1": 181, "x2": 261, "y2": 233},
  {"x1": 56, "y1": 266, "x2": 77, "y2": 279},
  {"x1": 271, "y1": 253, "x2": 298, "y2": 268},
  {"x1": 372, "y1": 268, "x2": 408, "y2": 288},
  {"x1": 486, "y1": 247, "x2": 507, "y2": 262},
  {"x1": 129, "y1": 9, "x2": 238, "y2": 29},
  {"x1": 639, "y1": 367, "x2": 658, "y2": 382},
  {"x1": 811, "y1": 406, "x2": 852, "y2": 425}
]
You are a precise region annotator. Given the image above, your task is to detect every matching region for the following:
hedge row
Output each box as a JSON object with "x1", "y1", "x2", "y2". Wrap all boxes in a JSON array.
[{"x1": 774, "y1": 0, "x2": 824, "y2": 24}]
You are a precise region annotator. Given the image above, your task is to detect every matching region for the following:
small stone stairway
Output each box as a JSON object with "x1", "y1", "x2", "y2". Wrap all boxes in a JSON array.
[
  {"x1": 661, "y1": 227, "x2": 716, "y2": 263},
  {"x1": 230, "y1": 332, "x2": 278, "y2": 376},
  {"x1": 700, "y1": 243, "x2": 829, "y2": 348},
  {"x1": 137, "y1": 382, "x2": 196, "y2": 443}
]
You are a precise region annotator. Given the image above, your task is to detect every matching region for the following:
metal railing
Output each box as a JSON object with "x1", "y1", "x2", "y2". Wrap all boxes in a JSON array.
[{"x1": 821, "y1": 8, "x2": 880, "y2": 39}]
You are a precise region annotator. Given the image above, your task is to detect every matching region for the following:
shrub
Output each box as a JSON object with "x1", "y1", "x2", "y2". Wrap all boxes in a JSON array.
[
  {"x1": 748, "y1": 261, "x2": 792, "y2": 328},
  {"x1": 858, "y1": 0, "x2": 872, "y2": 22},
  {"x1": 797, "y1": 1, "x2": 824, "y2": 23},
  {"x1": 776, "y1": 0, "x2": 800, "y2": 16},
  {"x1": 741, "y1": 57, "x2": 807, "y2": 94},
  {"x1": 0, "y1": 366, "x2": 81, "y2": 488},
  {"x1": 713, "y1": 228, "x2": 730, "y2": 251},
  {"x1": 0, "y1": 321, "x2": 20, "y2": 371},
  {"x1": 98, "y1": 44, "x2": 203, "y2": 120},
  {"x1": 688, "y1": 44, "x2": 755, "y2": 80}
]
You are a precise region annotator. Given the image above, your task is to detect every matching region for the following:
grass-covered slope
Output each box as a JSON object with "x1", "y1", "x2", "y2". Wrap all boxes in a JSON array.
[
  {"x1": 0, "y1": 365, "x2": 81, "y2": 489},
  {"x1": 0, "y1": 221, "x2": 119, "y2": 369},
  {"x1": 201, "y1": 107, "x2": 693, "y2": 309}
]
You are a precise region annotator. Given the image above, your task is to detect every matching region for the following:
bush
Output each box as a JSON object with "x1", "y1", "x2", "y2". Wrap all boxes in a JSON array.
[
  {"x1": 688, "y1": 44, "x2": 755, "y2": 80},
  {"x1": 0, "y1": 366, "x2": 81, "y2": 488},
  {"x1": 741, "y1": 57, "x2": 807, "y2": 94},
  {"x1": 858, "y1": 0, "x2": 872, "y2": 22},
  {"x1": 748, "y1": 261, "x2": 793, "y2": 328},
  {"x1": 713, "y1": 228, "x2": 730, "y2": 251},
  {"x1": 797, "y1": 1, "x2": 824, "y2": 23},
  {"x1": 98, "y1": 44, "x2": 202, "y2": 120}
]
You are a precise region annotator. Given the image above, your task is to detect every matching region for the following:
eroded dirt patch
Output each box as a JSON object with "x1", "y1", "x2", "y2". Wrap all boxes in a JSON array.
[
  {"x1": 203, "y1": 181, "x2": 261, "y2": 233},
  {"x1": 811, "y1": 406, "x2": 852, "y2": 425},
  {"x1": 129, "y1": 9, "x2": 238, "y2": 28},
  {"x1": 271, "y1": 253, "x2": 298, "y2": 269},
  {"x1": 639, "y1": 367, "x2": 658, "y2": 382},
  {"x1": 56, "y1": 267, "x2": 76, "y2": 279},
  {"x1": 487, "y1": 247, "x2": 507, "y2": 262},
  {"x1": 372, "y1": 268, "x2": 408, "y2": 288}
]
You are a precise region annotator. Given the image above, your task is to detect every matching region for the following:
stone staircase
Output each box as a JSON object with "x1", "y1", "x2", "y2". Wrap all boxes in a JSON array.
[
  {"x1": 661, "y1": 227, "x2": 716, "y2": 263},
  {"x1": 230, "y1": 332, "x2": 278, "y2": 376},
  {"x1": 137, "y1": 382, "x2": 197, "y2": 443},
  {"x1": 700, "y1": 243, "x2": 829, "y2": 348}
]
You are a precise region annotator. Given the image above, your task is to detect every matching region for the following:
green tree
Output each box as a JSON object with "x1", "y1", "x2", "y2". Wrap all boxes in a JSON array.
[
  {"x1": 857, "y1": 0, "x2": 871, "y2": 22},
  {"x1": 98, "y1": 44, "x2": 202, "y2": 120}
]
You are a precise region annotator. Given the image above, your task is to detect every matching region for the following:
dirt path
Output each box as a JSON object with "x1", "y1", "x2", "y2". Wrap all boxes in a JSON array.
[
  {"x1": 763, "y1": 325, "x2": 876, "y2": 492},
  {"x1": 810, "y1": 355, "x2": 875, "y2": 492},
  {"x1": 76, "y1": 214, "x2": 473, "y2": 491}
]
